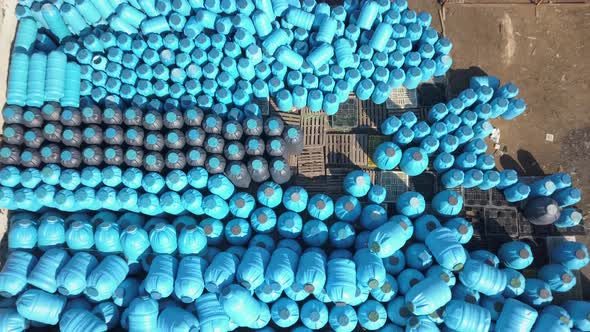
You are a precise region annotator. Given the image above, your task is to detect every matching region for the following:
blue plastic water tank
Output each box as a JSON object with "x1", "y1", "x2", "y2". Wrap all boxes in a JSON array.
[
  {"x1": 28, "y1": 248, "x2": 70, "y2": 293},
  {"x1": 195, "y1": 292, "x2": 230, "y2": 332},
  {"x1": 521, "y1": 278, "x2": 553, "y2": 307},
  {"x1": 343, "y1": 170, "x2": 372, "y2": 197},
  {"x1": 460, "y1": 259, "x2": 507, "y2": 296},
  {"x1": 16, "y1": 289, "x2": 66, "y2": 325},
  {"x1": 204, "y1": 252, "x2": 238, "y2": 293},
  {"x1": 0, "y1": 251, "x2": 37, "y2": 298},
  {"x1": 126, "y1": 296, "x2": 159, "y2": 331},
  {"x1": 396, "y1": 191, "x2": 426, "y2": 218},
  {"x1": 85, "y1": 255, "x2": 129, "y2": 302},
  {"x1": 157, "y1": 306, "x2": 200, "y2": 332},
  {"x1": 432, "y1": 190, "x2": 463, "y2": 216},
  {"x1": 357, "y1": 300, "x2": 387, "y2": 330},
  {"x1": 368, "y1": 218, "x2": 411, "y2": 258},
  {"x1": 405, "y1": 277, "x2": 451, "y2": 315},
  {"x1": 360, "y1": 204, "x2": 388, "y2": 230},
  {"x1": 538, "y1": 264, "x2": 576, "y2": 293},
  {"x1": 425, "y1": 227, "x2": 467, "y2": 271},
  {"x1": 550, "y1": 241, "x2": 589, "y2": 270},
  {"x1": 563, "y1": 300, "x2": 590, "y2": 331},
  {"x1": 8, "y1": 219, "x2": 37, "y2": 249},
  {"x1": 503, "y1": 268, "x2": 526, "y2": 298},
  {"x1": 496, "y1": 298, "x2": 538, "y2": 332},
  {"x1": 370, "y1": 273, "x2": 398, "y2": 303},
  {"x1": 326, "y1": 258, "x2": 357, "y2": 305},
  {"x1": 59, "y1": 308, "x2": 108, "y2": 332},
  {"x1": 383, "y1": 250, "x2": 406, "y2": 276},
  {"x1": 443, "y1": 300, "x2": 491, "y2": 332},
  {"x1": 300, "y1": 299, "x2": 329, "y2": 330},
  {"x1": 335, "y1": 195, "x2": 362, "y2": 222},
  {"x1": 56, "y1": 252, "x2": 97, "y2": 296}
]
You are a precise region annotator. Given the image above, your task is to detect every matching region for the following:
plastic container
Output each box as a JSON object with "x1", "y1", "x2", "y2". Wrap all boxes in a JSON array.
[
  {"x1": 144, "y1": 255, "x2": 177, "y2": 300},
  {"x1": 300, "y1": 299, "x2": 328, "y2": 330},
  {"x1": 85, "y1": 255, "x2": 129, "y2": 302},
  {"x1": 550, "y1": 241, "x2": 589, "y2": 270},
  {"x1": 432, "y1": 190, "x2": 464, "y2": 217},
  {"x1": 357, "y1": 300, "x2": 387, "y2": 330},
  {"x1": 368, "y1": 219, "x2": 411, "y2": 258},
  {"x1": 157, "y1": 306, "x2": 199, "y2": 332},
  {"x1": 8, "y1": 219, "x2": 37, "y2": 249},
  {"x1": 204, "y1": 252, "x2": 238, "y2": 293},
  {"x1": 426, "y1": 227, "x2": 467, "y2": 271},
  {"x1": 538, "y1": 264, "x2": 576, "y2": 293},
  {"x1": 404, "y1": 276, "x2": 451, "y2": 316},
  {"x1": 0, "y1": 251, "x2": 37, "y2": 298},
  {"x1": 265, "y1": 247, "x2": 299, "y2": 291},
  {"x1": 373, "y1": 142, "x2": 402, "y2": 170},
  {"x1": 353, "y1": 249, "x2": 386, "y2": 291},
  {"x1": 498, "y1": 241, "x2": 534, "y2": 270},
  {"x1": 149, "y1": 223, "x2": 178, "y2": 254},
  {"x1": 37, "y1": 215, "x2": 66, "y2": 250},
  {"x1": 496, "y1": 298, "x2": 538, "y2": 331},
  {"x1": 194, "y1": 292, "x2": 230, "y2": 332},
  {"x1": 16, "y1": 289, "x2": 65, "y2": 325},
  {"x1": 125, "y1": 297, "x2": 159, "y2": 331},
  {"x1": 55, "y1": 251, "x2": 97, "y2": 296},
  {"x1": 219, "y1": 284, "x2": 263, "y2": 327},
  {"x1": 65, "y1": 221, "x2": 95, "y2": 250},
  {"x1": 460, "y1": 259, "x2": 507, "y2": 296},
  {"x1": 399, "y1": 147, "x2": 428, "y2": 176},
  {"x1": 562, "y1": 301, "x2": 590, "y2": 331},
  {"x1": 444, "y1": 300, "x2": 491, "y2": 332}
]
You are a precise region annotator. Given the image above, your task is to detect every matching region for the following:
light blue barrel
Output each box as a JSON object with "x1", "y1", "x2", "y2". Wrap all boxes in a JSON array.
[
  {"x1": 538, "y1": 264, "x2": 576, "y2": 293},
  {"x1": 426, "y1": 265, "x2": 456, "y2": 288},
  {"x1": 334, "y1": 195, "x2": 361, "y2": 223},
  {"x1": 496, "y1": 298, "x2": 538, "y2": 331},
  {"x1": 173, "y1": 255, "x2": 206, "y2": 304},
  {"x1": 45, "y1": 50, "x2": 67, "y2": 102},
  {"x1": 502, "y1": 268, "x2": 526, "y2": 298},
  {"x1": 26, "y1": 52, "x2": 46, "y2": 107},
  {"x1": 195, "y1": 292, "x2": 230, "y2": 332},
  {"x1": 368, "y1": 216, "x2": 411, "y2": 257},
  {"x1": 452, "y1": 283, "x2": 480, "y2": 304},
  {"x1": 326, "y1": 258, "x2": 357, "y2": 305},
  {"x1": 118, "y1": 225, "x2": 149, "y2": 263},
  {"x1": 149, "y1": 223, "x2": 177, "y2": 254},
  {"x1": 443, "y1": 300, "x2": 491, "y2": 332},
  {"x1": 7, "y1": 50, "x2": 29, "y2": 106},
  {"x1": 65, "y1": 220, "x2": 94, "y2": 250},
  {"x1": 94, "y1": 222, "x2": 122, "y2": 253},
  {"x1": 301, "y1": 299, "x2": 328, "y2": 330},
  {"x1": 386, "y1": 296, "x2": 412, "y2": 326},
  {"x1": 480, "y1": 294, "x2": 506, "y2": 321},
  {"x1": 125, "y1": 296, "x2": 159, "y2": 331},
  {"x1": 85, "y1": 255, "x2": 129, "y2": 302},
  {"x1": 16, "y1": 289, "x2": 65, "y2": 325},
  {"x1": 405, "y1": 276, "x2": 451, "y2": 316},
  {"x1": 531, "y1": 311, "x2": 571, "y2": 332},
  {"x1": 28, "y1": 248, "x2": 69, "y2": 293},
  {"x1": 111, "y1": 278, "x2": 139, "y2": 308},
  {"x1": 442, "y1": 217, "x2": 473, "y2": 244},
  {"x1": 372, "y1": 142, "x2": 402, "y2": 170},
  {"x1": 498, "y1": 241, "x2": 533, "y2": 270},
  {"x1": 14, "y1": 17, "x2": 37, "y2": 51},
  {"x1": 460, "y1": 259, "x2": 507, "y2": 296},
  {"x1": 8, "y1": 219, "x2": 37, "y2": 249},
  {"x1": 562, "y1": 300, "x2": 590, "y2": 331},
  {"x1": 441, "y1": 169, "x2": 464, "y2": 189},
  {"x1": 204, "y1": 252, "x2": 238, "y2": 293},
  {"x1": 235, "y1": 246, "x2": 269, "y2": 291},
  {"x1": 426, "y1": 227, "x2": 467, "y2": 271},
  {"x1": 360, "y1": 204, "x2": 387, "y2": 230},
  {"x1": 0, "y1": 251, "x2": 37, "y2": 297},
  {"x1": 144, "y1": 255, "x2": 177, "y2": 300},
  {"x1": 554, "y1": 208, "x2": 583, "y2": 228},
  {"x1": 177, "y1": 224, "x2": 206, "y2": 255},
  {"x1": 395, "y1": 191, "x2": 425, "y2": 218},
  {"x1": 41, "y1": 3, "x2": 71, "y2": 41},
  {"x1": 265, "y1": 247, "x2": 299, "y2": 291},
  {"x1": 432, "y1": 190, "x2": 464, "y2": 217},
  {"x1": 156, "y1": 306, "x2": 199, "y2": 332},
  {"x1": 256, "y1": 181, "x2": 283, "y2": 208},
  {"x1": 0, "y1": 308, "x2": 28, "y2": 331},
  {"x1": 269, "y1": 297, "x2": 298, "y2": 328},
  {"x1": 60, "y1": 307, "x2": 107, "y2": 332},
  {"x1": 295, "y1": 250, "x2": 327, "y2": 296},
  {"x1": 219, "y1": 284, "x2": 263, "y2": 327},
  {"x1": 552, "y1": 187, "x2": 581, "y2": 207},
  {"x1": 548, "y1": 173, "x2": 572, "y2": 190},
  {"x1": 343, "y1": 170, "x2": 371, "y2": 198}
]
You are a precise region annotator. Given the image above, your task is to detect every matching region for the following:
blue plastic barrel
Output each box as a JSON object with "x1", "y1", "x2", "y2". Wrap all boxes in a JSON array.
[
  {"x1": 496, "y1": 298, "x2": 538, "y2": 331},
  {"x1": 219, "y1": 284, "x2": 263, "y2": 327},
  {"x1": 498, "y1": 241, "x2": 534, "y2": 270},
  {"x1": 204, "y1": 252, "x2": 238, "y2": 293},
  {"x1": 0, "y1": 308, "x2": 28, "y2": 331},
  {"x1": 360, "y1": 204, "x2": 387, "y2": 230},
  {"x1": 16, "y1": 289, "x2": 65, "y2": 325},
  {"x1": 300, "y1": 299, "x2": 328, "y2": 330},
  {"x1": 60, "y1": 307, "x2": 107, "y2": 332},
  {"x1": 144, "y1": 255, "x2": 177, "y2": 299},
  {"x1": 521, "y1": 278, "x2": 553, "y2": 307},
  {"x1": 65, "y1": 221, "x2": 94, "y2": 250},
  {"x1": 502, "y1": 268, "x2": 526, "y2": 298},
  {"x1": 354, "y1": 249, "x2": 386, "y2": 291},
  {"x1": 302, "y1": 219, "x2": 329, "y2": 247},
  {"x1": 37, "y1": 215, "x2": 65, "y2": 250},
  {"x1": 28, "y1": 248, "x2": 70, "y2": 293},
  {"x1": 343, "y1": 170, "x2": 371, "y2": 198},
  {"x1": 111, "y1": 278, "x2": 139, "y2": 308},
  {"x1": 157, "y1": 306, "x2": 199, "y2": 332},
  {"x1": 432, "y1": 190, "x2": 463, "y2": 216},
  {"x1": 368, "y1": 217, "x2": 411, "y2": 258},
  {"x1": 373, "y1": 142, "x2": 402, "y2": 170},
  {"x1": 149, "y1": 223, "x2": 177, "y2": 254},
  {"x1": 85, "y1": 255, "x2": 129, "y2": 302},
  {"x1": 405, "y1": 276, "x2": 451, "y2": 316},
  {"x1": 126, "y1": 296, "x2": 159, "y2": 331},
  {"x1": 195, "y1": 292, "x2": 230, "y2": 332},
  {"x1": 460, "y1": 259, "x2": 507, "y2": 296},
  {"x1": 56, "y1": 252, "x2": 97, "y2": 296},
  {"x1": 335, "y1": 195, "x2": 362, "y2": 223},
  {"x1": 550, "y1": 241, "x2": 589, "y2": 270},
  {"x1": 562, "y1": 300, "x2": 590, "y2": 331},
  {"x1": 554, "y1": 208, "x2": 583, "y2": 228},
  {"x1": 326, "y1": 258, "x2": 357, "y2": 305},
  {"x1": 8, "y1": 219, "x2": 37, "y2": 249},
  {"x1": 538, "y1": 264, "x2": 576, "y2": 293},
  {"x1": 236, "y1": 246, "x2": 270, "y2": 291},
  {"x1": 444, "y1": 300, "x2": 491, "y2": 332},
  {"x1": 94, "y1": 222, "x2": 122, "y2": 253},
  {"x1": 426, "y1": 227, "x2": 467, "y2": 271},
  {"x1": 329, "y1": 222, "x2": 356, "y2": 249},
  {"x1": 173, "y1": 256, "x2": 206, "y2": 303},
  {"x1": 282, "y1": 186, "x2": 308, "y2": 213},
  {"x1": 0, "y1": 251, "x2": 37, "y2": 298}
]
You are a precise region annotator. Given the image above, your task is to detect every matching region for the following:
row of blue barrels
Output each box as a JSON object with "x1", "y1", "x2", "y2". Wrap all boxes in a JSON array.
[
  {"x1": 6, "y1": 49, "x2": 80, "y2": 108},
  {"x1": 0, "y1": 237, "x2": 588, "y2": 330},
  {"x1": 47, "y1": 0, "x2": 453, "y2": 114}
]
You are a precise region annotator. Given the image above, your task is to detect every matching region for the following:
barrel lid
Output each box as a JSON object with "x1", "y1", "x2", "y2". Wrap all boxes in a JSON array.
[
  {"x1": 458, "y1": 224, "x2": 469, "y2": 234},
  {"x1": 279, "y1": 308, "x2": 290, "y2": 320},
  {"x1": 344, "y1": 201, "x2": 355, "y2": 212},
  {"x1": 264, "y1": 187, "x2": 274, "y2": 197},
  {"x1": 231, "y1": 225, "x2": 242, "y2": 235},
  {"x1": 447, "y1": 195, "x2": 459, "y2": 205},
  {"x1": 370, "y1": 242, "x2": 380, "y2": 254},
  {"x1": 412, "y1": 151, "x2": 423, "y2": 161},
  {"x1": 315, "y1": 199, "x2": 326, "y2": 209},
  {"x1": 402, "y1": 306, "x2": 413, "y2": 317},
  {"x1": 368, "y1": 311, "x2": 379, "y2": 322},
  {"x1": 494, "y1": 301, "x2": 504, "y2": 313},
  {"x1": 539, "y1": 288, "x2": 550, "y2": 299},
  {"x1": 308, "y1": 311, "x2": 320, "y2": 322},
  {"x1": 86, "y1": 287, "x2": 99, "y2": 297},
  {"x1": 575, "y1": 249, "x2": 587, "y2": 259},
  {"x1": 561, "y1": 273, "x2": 572, "y2": 283},
  {"x1": 257, "y1": 213, "x2": 268, "y2": 224},
  {"x1": 203, "y1": 225, "x2": 213, "y2": 235},
  {"x1": 290, "y1": 192, "x2": 300, "y2": 202},
  {"x1": 510, "y1": 277, "x2": 522, "y2": 288},
  {"x1": 519, "y1": 248, "x2": 530, "y2": 259},
  {"x1": 465, "y1": 295, "x2": 477, "y2": 304}
]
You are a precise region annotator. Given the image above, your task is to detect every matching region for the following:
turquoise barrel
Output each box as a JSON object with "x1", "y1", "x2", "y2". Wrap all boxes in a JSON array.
[
  {"x1": 0, "y1": 251, "x2": 37, "y2": 297},
  {"x1": 59, "y1": 308, "x2": 107, "y2": 332},
  {"x1": 521, "y1": 278, "x2": 553, "y2": 307},
  {"x1": 120, "y1": 225, "x2": 150, "y2": 263},
  {"x1": 368, "y1": 217, "x2": 411, "y2": 257},
  {"x1": 538, "y1": 264, "x2": 576, "y2": 293},
  {"x1": 503, "y1": 268, "x2": 526, "y2": 298},
  {"x1": 452, "y1": 283, "x2": 480, "y2": 304},
  {"x1": 307, "y1": 194, "x2": 334, "y2": 221},
  {"x1": 554, "y1": 208, "x2": 583, "y2": 228},
  {"x1": 480, "y1": 170, "x2": 501, "y2": 190},
  {"x1": 373, "y1": 142, "x2": 402, "y2": 170},
  {"x1": 237, "y1": 246, "x2": 271, "y2": 291},
  {"x1": 444, "y1": 300, "x2": 491, "y2": 332},
  {"x1": 16, "y1": 289, "x2": 65, "y2": 325},
  {"x1": 178, "y1": 225, "x2": 207, "y2": 255},
  {"x1": 343, "y1": 170, "x2": 371, "y2": 198},
  {"x1": 283, "y1": 186, "x2": 308, "y2": 213},
  {"x1": 329, "y1": 222, "x2": 356, "y2": 249},
  {"x1": 250, "y1": 207, "x2": 277, "y2": 233},
  {"x1": 7, "y1": 50, "x2": 29, "y2": 106},
  {"x1": 228, "y1": 192, "x2": 256, "y2": 218},
  {"x1": 195, "y1": 293, "x2": 230, "y2": 332},
  {"x1": 300, "y1": 299, "x2": 328, "y2": 330},
  {"x1": 271, "y1": 297, "x2": 299, "y2": 328},
  {"x1": 532, "y1": 310, "x2": 571, "y2": 332},
  {"x1": 370, "y1": 273, "x2": 398, "y2": 302},
  {"x1": 207, "y1": 174, "x2": 235, "y2": 200},
  {"x1": 225, "y1": 218, "x2": 252, "y2": 245},
  {"x1": 303, "y1": 219, "x2": 328, "y2": 246},
  {"x1": 265, "y1": 247, "x2": 299, "y2": 290},
  {"x1": 149, "y1": 223, "x2": 177, "y2": 254},
  {"x1": 8, "y1": 219, "x2": 37, "y2": 249},
  {"x1": 360, "y1": 204, "x2": 387, "y2": 230},
  {"x1": 552, "y1": 187, "x2": 581, "y2": 207},
  {"x1": 443, "y1": 217, "x2": 473, "y2": 244},
  {"x1": 296, "y1": 250, "x2": 327, "y2": 295},
  {"x1": 85, "y1": 255, "x2": 129, "y2": 302},
  {"x1": 112, "y1": 278, "x2": 139, "y2": 307},
  {"x1": 204, "y1": 252, "x2": 238, "y2": 292},
  {"x1": 549, "y1": 173, "x2": 572, "y2": 189},
  {"x1": 334, "y1": 195, "x2": 362, "y2": 222},
  {"x1": 45, "y1": 50, "x2": 67, "y2": 102},
  {"x1": 357, "y1": 300, "x2": 387, "y2": 330},
  {"x1": 399, "y1": 147, "x2": 428, "y2": 176},
  {"x1": 41, "y1": 3, "x2": 71, "y2": 41},
  {"x1": 277, "y1": 211, "x2": 302, "y2": 239},
  {"x1": 496, "y1": 298, "x2": 538, "y2": 331},
  {"x1": 480, "y1": 294, "x2": 506, "y2": 320},
  {"x1": 326, "y1": 258, "x2": 357, "y2": 305},
  {"x1": 144, "y1": 255, "x2": 177, "y2": 299},
  {"x1": 56, "y1": 252, "x2": 97, "y2": 296},
  {"x1": 126, "y1": 297, "x2": 158, "y2": 331},
  {"x1": 460, "y1": 259, "x2": 507, "y2": 296},
  {"x1": 386, "y1": 296, "x2": 412, "y2": 326},
  {"x1": 285, "y1": 8, "x2": 314, "y2": 30},
  {"x1": 427, "y1": 265, "x2": 456, "y2": 287},
  {"x1": 157, "y1": 306, "x2": 199, "y2": 332},
  {"x1": 257, "y1": 181, "x2": 283, "y2": 208},
  {"x1": 14, "y1": 17, "x2": 37, "y2": 51},
  {"x1": 405, "y1": 277, "x2": 451, "y2": 315},
  {"x1": 432, "y1": 190, "x2": 464, "y2": 216},
  {"x1": 0, "y1": 308, "x2": 28, "y2": 331},
  {"x1": 200, "y1": 218, "x2": 224, "y2": 246},
  {"x1": 219, "y1": 284, "x2": 263, "y2": 327},
  {"x1": 383, "y1": 250, "x2": 406, "y2": 276},
  {"x1": 504, "y1": 183, "x2": 531, "y2": 203},
  {"x1": 433, "y1": 153, "x2": 455, "y2": 173},
  {"x1": 368, "y1": 185, "x2": 386, "y2": 205},
  {"x1": 563, "y1": 300, "x2": 590, "y2": 331},
  {"x1": 426, "y1": 227, "x2": 467, "y2": 271},
  {"x1": 65, "y1": 221, "x2": 94, "y2": 250},
  {"x1": 94, "y1": 222, "x2": 122, "y2": 253},
  {"x1": 26, "y1": 52, "x2": 47, "y2": 107},
  {"x1": 354, "y1": 249, "x2": 386, "y2": 291},
  {"x1": 498, "y1": 241, "x2": 533, "y2": 270},
  {"x1": 551, "y1": 241, "x2": 589, "y2": 270},
  {"x1": 414, "y1": 214, "x2": 440, "y2": 242},
  {"x1": 1, "y1": 166, "x2": 21, "y2": 187},
  {"x1": 396, "y1": 191, "x2": 426, "y2": 218},
  {"x1": 175, "y1": 256, "x2": 207, "y2": 303},
  {"x1": 256, "y1": 279, "x2": 282, "y2": 304},
  {"x1": 28, "y1": 248, "x2": 70, "y2": 293}
]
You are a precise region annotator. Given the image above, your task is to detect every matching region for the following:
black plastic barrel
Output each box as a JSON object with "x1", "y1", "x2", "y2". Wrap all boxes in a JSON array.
[
  {"x1": 21, "y1": 148, "x2": 41, "y2": 167},
  {"x1": 104, "y1": 125, "x2": 125, "y2": 145},
  {"x1": 3, "y1": 124, "x2": 25, "y2": 145},
  {"x1": 204, "y1": 134, "x2": 225, "y2": 154},
  {"x1": 266, "y1": 137, "x2": 287, "y2": 157},
  {"x1": 186, "y1": 127, "x2": 206, "y2": 147},
  {"x1": 123, "y1": 107, "x2": 143, "y2": 126},
  {"x1": 104, "y1": 146, "x2": 124, "y2": 166},
  {"x1": 242, "y1": 115, "x2": 263, "y2": 136},
  {"x1": 0, "y1": 145, "x2": 21, "y2": 165},
  {"x1": 270, "y1": 157, "x2": 292, "y2": 184},
  {"x1": 205, "y1": 154, "x2": 226, "y2": 174},
  {"x1": 125, "y1": 127, "x2": 145, "y2": 146},
  {"x1": 248, "y1": 157, "x2": 270, "y2": 183},
  {"x1": 186, "y1": 147, "x2": 207, "y2": 167},
  {"x1": 40, "y1": 144, "x2": 61, "y2": 164},
  {"x1": 165, "y1": 130, "x2": 186, "y2": 150},
  {"x1": 82, "y1": 146, "x2": 104, "y2": 166},
  {"x1": 81, "y1": 104, "x2": 102, "y2": 124},
  {"x1": 144, "y1": 132, "x2": 165, "y2": 151},
  {"x1": 264, "y1": 116, "x2": 285, "y2": 136},
  {"x1": 166, "y1": 150, "x2": 187, "y2": 169},
  {"x1": 23, "y1": 108, "x2": 44, "y2": 127},
  {"x1": 82, "y1": 125, "x2": 103, "y2": 145},
  {"x1": 24, "y1": 128, "x2": 44, "y2": 148},
  {"x1": 61, "y1": 127, "x2": 83, "y2": 147},
  {"x1": 3, "y1": 106, "x2": 24, "y2": 124},
  {"x1": 222, "y1": 121, "x2": 244, "y2": 141},
  {"x1": 183, "y1": 107, "x2": 204, "y2": 127},
  {"x1": 42, "y1": 122, "x2": 63, "y2": 143},
  {"x1": 223, "y1": 141, "x2": 246, "y2": 161},
  {"x1": 103, "y1": 106, "x2": 123, "y2": 125},
  {"x1": 121, "y1": 147, "x2": 142, "y2": 168},
  {"x1": 41, "y1": 103, "x2": 62, "y2": 122},
  {"x1": 203, "y1": 114, "x2": 223, "y2": 134},
  {"x1": 225, "y1": 161, "x2": 252, "y2": 188},
  {"x1": 283, "y1": 126, "x2": 304, "y2": 155},
  {"x1": 523, "y1": 197, "x2": 561, "y2": 225},
  {"x1": 144, "y1": 152, "x2": 165, "y2": 172},
  {"x1": 59, "y1": 108, "x2": 81, "y2": 126},
  {"x1": 60, "y1": 147, "x2": 82, "y2": 168},
  {"x1": 163, "y1": 109, "x2": 184, "y2": 129},
  {"x1": 245, "y1": 137, "x2": 265, "y2": 156},
  {"x1": 143, "y1": 110, "x2": 163, "y2": 130}
]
